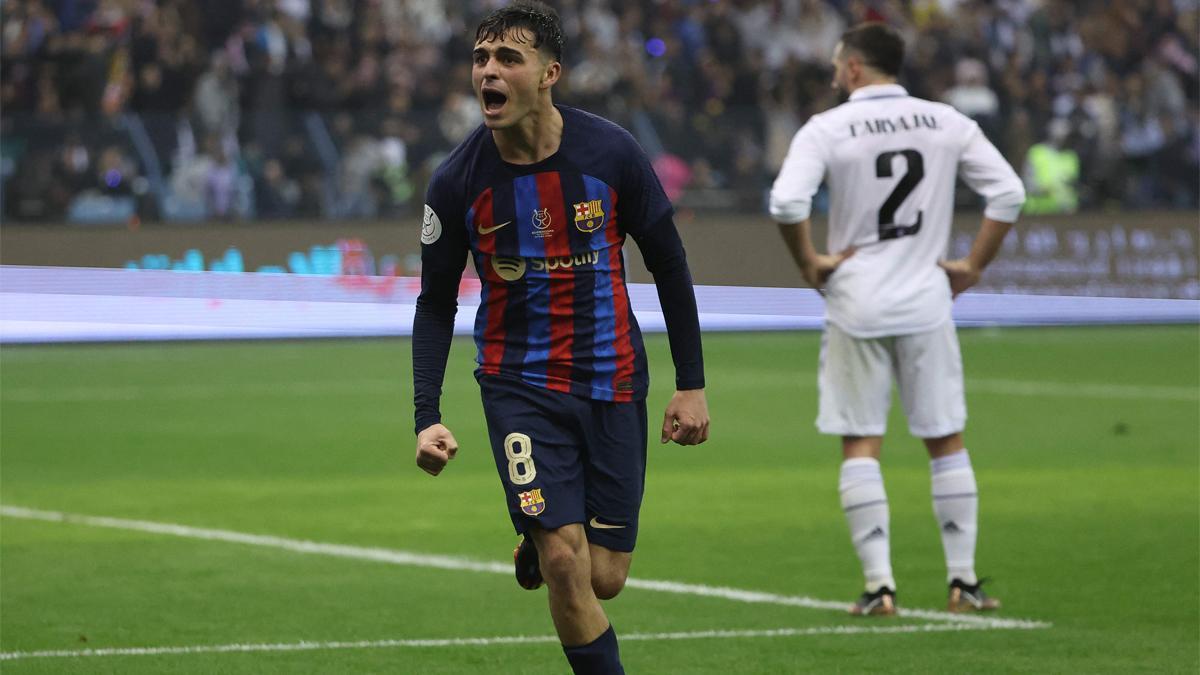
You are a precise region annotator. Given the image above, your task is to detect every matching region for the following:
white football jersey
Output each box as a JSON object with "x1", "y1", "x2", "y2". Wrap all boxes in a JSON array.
[{"x1": 769, "y1": 84, "x2": 1025, "y2": 337}]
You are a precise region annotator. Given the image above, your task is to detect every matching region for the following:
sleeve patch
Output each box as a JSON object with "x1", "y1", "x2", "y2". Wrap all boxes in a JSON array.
[{"x1": 421, "y1": 204, "x2": 443, "y2": 244}]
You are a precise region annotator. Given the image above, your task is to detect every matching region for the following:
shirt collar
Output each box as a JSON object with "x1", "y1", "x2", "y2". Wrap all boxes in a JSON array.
[{"x1": 848, "y1": 83, "x2": 908, "y2": 102}]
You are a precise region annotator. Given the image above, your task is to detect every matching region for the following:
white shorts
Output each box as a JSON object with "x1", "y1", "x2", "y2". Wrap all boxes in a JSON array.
[{"x1": 817, "y1": 320, "x2": 966, "y2": 438}]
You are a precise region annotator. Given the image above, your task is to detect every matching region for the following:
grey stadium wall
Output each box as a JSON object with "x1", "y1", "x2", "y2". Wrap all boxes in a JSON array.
[{"x1": 3, "y1": 211, "x2": 1196, "y2": 299}]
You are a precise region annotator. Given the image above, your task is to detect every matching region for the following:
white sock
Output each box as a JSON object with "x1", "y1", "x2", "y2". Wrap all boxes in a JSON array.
[
  {"x1": 839, "y1": 458, "x2": 894, "y2": 592},
  {"x1": 931, "y1": 450, "x2": 978, "y2": 585}
]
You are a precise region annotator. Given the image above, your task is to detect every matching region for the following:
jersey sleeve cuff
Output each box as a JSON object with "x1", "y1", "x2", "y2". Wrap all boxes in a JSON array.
[
  {"x1": 415, "y1": 414, "x2": 442, "y2": 436},
  {"x1": 982, "y1": 184, "x2": 1026, "y2": 223},
  {"x1": 768, "y1": 195, "x2": 812, "y2": 223},
  {"x1": 983, "y1": 200, "x2": 1023, "y2": 223},
  {"x1": 675, "y1": 376, "x2": 706, "y2": 390}
]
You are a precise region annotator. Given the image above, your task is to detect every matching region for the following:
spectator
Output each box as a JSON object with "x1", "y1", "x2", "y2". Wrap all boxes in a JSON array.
[
  {"x1": 0, "y1": 0, "x2": 1196, "y2": 220},
  {"x1": 373, "y1": 117, "x2": 415, "y2": 216},
  {"x1": 54, "y1": 134, "x2": 92, "y2": 197},
  {"x1": 437, "y1": 90, "x2": 482, "y2": 146},
  {"x1": 569, "y1": 34, "x2": 621, "y2": 111},
  {"x1": 1024, "y1": 118, "x2": 1081, "y2": 215},
  {"x1": 205, "y1": 139, "x2": 240, "y2": 220},
  {"x1": 943, "y1": 58, "x2": 1001, "y2": 141},
  {"x1": 254, "y1": 158, "x2": 301, "y2": 219},
  {"x1": 1120, "y1": 71, "x2": 1172, "y2": 206},
  {"x1": 193, "y1": 52, "x2": 239, "y2": 141},
  {"x1": 93, "y1": 145, "x2": 137, "y2": 197}
]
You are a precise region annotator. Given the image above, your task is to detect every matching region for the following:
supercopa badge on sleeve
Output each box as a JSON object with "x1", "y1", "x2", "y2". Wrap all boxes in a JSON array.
[{"x1": 421, "y1": 204, "x2": 442, "y2": 245}]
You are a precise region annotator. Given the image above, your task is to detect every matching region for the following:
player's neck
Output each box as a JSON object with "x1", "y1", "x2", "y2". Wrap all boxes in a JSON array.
[
  {"x1": 847, "y1": 75, "x2": 898, "y2": 94},
  {"x1": 492, "y1": 100, "x2": 563, "y2": 165}
]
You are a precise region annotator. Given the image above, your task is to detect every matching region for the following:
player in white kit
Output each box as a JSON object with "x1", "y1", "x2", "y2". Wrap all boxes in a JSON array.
[{"x1": 768, "y1": 23, "x2": 1025, "y2": 616}]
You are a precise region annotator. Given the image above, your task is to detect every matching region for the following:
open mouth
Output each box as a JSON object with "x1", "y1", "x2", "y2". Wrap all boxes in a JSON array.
[{"x1": 481, "y1": 89, "x2": 508, "y2": 114}]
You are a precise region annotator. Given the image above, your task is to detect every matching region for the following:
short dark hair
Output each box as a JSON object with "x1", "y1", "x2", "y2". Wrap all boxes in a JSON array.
[
  {"x1": 475, "y1": 1, "x2": 564, "y2": 63},
  {"x1": 840, "y1": 22, "x2": 905, "y2": 77}
]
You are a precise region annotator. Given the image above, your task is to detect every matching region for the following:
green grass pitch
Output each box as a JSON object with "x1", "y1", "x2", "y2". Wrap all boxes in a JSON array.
[{"x1": 1, "y1": 326, "x2": 1197, "y2": 673}]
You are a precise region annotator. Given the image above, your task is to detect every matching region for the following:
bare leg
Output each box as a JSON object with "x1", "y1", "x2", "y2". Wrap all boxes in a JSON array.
[
  {"x1": 588, "y1": 544, "x2": 632, "y2": 601},
  {"x1": 923, "y1": 432, "x2": 964, "y2": 458},
  {"x1": 843, "y1": 435, "x2": 883, "y2": 460},
  {"x1": 530, "y1": 524, "x2": 610, "y2": 646}
]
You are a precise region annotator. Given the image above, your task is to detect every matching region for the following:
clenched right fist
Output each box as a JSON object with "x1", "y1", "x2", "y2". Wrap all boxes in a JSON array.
[{"x1": 415, "y1": 423, "x2": 459, "y2": 476}]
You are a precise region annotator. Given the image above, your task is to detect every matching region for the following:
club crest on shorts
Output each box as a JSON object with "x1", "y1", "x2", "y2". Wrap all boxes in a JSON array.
[{"x1": 518, "y1": 489, "x2": 546, "y2": 516}]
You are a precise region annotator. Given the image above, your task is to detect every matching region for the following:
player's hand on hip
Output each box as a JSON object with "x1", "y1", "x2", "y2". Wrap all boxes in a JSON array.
[
  {"x1": 415, "y1": 423, "x2": 458, "y2": 476},
  {"x1": 803, "y1": 247, "x2": 856, "y2": 290},
  {"x1": 938, "y1": 258, "x2": 982, "y2": 298},
  {"x1": 661, "y1": 389, "x2": 710, "y2": 446}
]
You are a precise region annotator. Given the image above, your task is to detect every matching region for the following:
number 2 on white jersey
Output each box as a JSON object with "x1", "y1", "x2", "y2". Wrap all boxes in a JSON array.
[{"x1": 875, "y1": 149, "x2": 924, "y2": 240}]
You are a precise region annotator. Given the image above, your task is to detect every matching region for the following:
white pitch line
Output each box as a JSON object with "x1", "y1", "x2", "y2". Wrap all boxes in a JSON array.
[
  {"x1": 0, "y1": 622, "x2": 1028, "y2": 662},
  {"x1": 620, "y1": 578, "x2": 1046, "y2": 628},
  {"x1": 0, "y1": 505, "x2": 1050, "y2": 631}
]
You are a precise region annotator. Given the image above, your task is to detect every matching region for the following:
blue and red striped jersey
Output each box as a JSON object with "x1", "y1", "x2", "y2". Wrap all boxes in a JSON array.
[
  {"x1": 414, "y1": 106, "x2": 703, "y2": 429},
  {"x1": 468, "y1": 169, "x2": 643, "y2": 400}
]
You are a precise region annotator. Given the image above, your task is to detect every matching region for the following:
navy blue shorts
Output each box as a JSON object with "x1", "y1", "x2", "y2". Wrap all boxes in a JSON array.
[{"x1": 478, "y1": 375, "x2": 648, "y2": 553}]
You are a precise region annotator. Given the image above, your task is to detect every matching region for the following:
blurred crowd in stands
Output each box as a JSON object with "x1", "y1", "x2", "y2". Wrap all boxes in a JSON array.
[{"x1": 2, "y1": 0, "x2": 1197, "y2": 224}]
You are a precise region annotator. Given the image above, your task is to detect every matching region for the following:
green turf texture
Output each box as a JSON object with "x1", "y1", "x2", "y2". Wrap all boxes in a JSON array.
[{"x1": 1, "y1": 326, "x2": 1197, "y2": 673}]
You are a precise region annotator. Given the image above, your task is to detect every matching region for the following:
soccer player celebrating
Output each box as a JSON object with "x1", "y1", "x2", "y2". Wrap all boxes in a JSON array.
[
  {"x1": 411, "y1": 3, "x2": 709, "y2": 672},
  {"x1": 769, "y1": 22, "x2": 1025, "y2": 616}
]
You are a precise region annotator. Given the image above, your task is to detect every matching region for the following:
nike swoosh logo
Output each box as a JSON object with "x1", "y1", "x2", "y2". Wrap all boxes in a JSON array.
[
  {"x1": 589, "y1": 517, "x2": 626, "y2": 530},
  {"x1": 477, "y1": 220, "x2": 512, "y2": 235}
]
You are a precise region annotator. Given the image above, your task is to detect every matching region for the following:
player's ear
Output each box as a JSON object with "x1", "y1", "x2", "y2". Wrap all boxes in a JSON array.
[
  {"x1": 844, "y1": 53, "x2": 860, "y2": 78},
  {"x1": 540, "y1": 60, "x2": 561, "y2": 89}
]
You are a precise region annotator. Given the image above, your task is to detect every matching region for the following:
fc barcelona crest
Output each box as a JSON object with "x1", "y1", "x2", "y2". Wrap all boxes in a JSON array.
[
  {"x1": 573, "y1": 199, "x2": 605, "y2": 233},
  {"x1": 518, "y1": 489, "x2": 546, "y2": 516}
]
